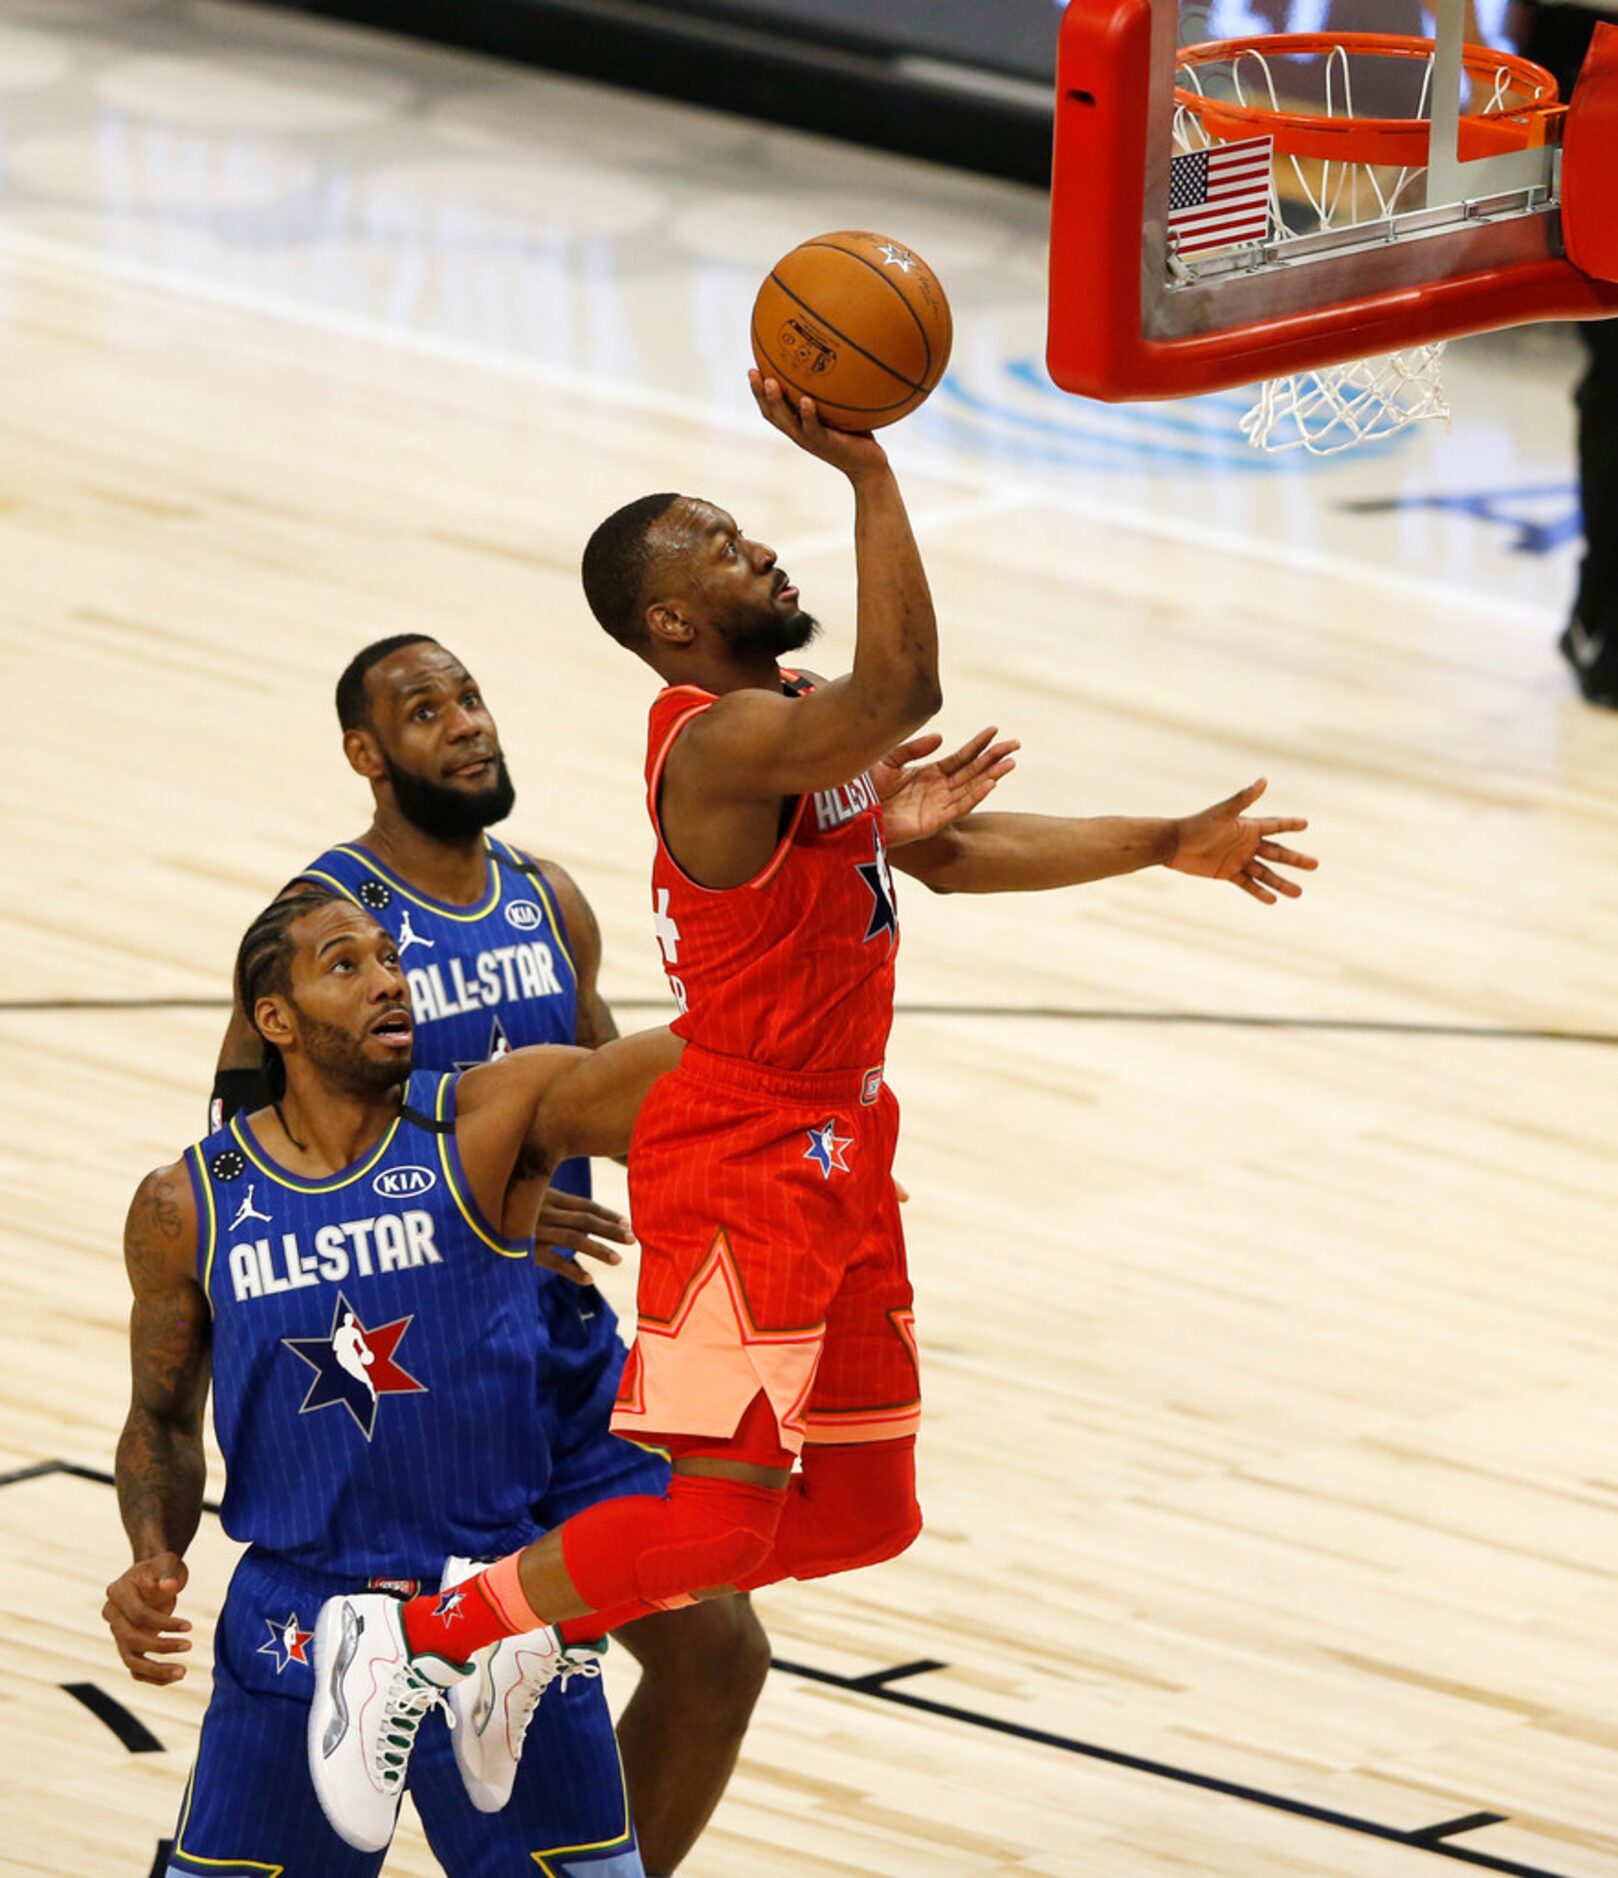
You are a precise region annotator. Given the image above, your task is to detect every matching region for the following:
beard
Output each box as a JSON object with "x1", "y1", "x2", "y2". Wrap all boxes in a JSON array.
[
  {"x1": 724, "y1": 601, "x2": 821, "y2": 664},
  {"x1": 382, "y1": 749, "x2": 516, "y2": 840},
  {"x1": 292, "y1": 1000, "x2": 412, "y2": 1095}
]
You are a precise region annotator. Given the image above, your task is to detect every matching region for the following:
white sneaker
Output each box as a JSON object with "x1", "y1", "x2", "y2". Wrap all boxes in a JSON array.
[
  {"x1": 440, "y1": 1555, "x2": 605, "y2": 1813},
  {"x1": 307, "y1": 1591, "x2": 470, "y2": 1852}
]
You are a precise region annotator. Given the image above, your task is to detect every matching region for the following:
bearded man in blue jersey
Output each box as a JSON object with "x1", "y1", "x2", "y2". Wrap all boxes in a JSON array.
[{"x1": 210, "y1": 637, "x2": 769, "y2": 1875}]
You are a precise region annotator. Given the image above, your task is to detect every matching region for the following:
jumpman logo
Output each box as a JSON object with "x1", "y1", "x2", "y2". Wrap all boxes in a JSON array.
[
  {"x1": 229, "y1": 1185, "x2": 272, "y2": 1230},
  {"x1": 397, "y1": 909, "x2": 434, "y2": 955}
]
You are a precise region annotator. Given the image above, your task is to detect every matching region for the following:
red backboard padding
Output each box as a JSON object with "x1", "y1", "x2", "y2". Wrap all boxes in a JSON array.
[{"x1": 1562, "y1": 22, "x2": 1618, "y2": 285}]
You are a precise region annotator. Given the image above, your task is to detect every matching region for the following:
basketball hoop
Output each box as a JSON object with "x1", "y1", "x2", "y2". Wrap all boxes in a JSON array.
[
  {"x1": 1046, "y1": 0, "x2": 1618, "y2": 415},
  {"x1": 1172, "y1": 33, "x2": 1560, "y2": 452}
]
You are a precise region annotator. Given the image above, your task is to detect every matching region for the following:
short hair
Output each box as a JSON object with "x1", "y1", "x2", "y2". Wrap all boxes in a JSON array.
[
  {"x1": 581, "y1": 493, "x2": 682, "y2": 647},
  {"x1": 234, "y1": 888, "x2": 348, "y2": 1092},
  {"x1": 335, "y1": 634, "x2": 439, "y2": 731}
]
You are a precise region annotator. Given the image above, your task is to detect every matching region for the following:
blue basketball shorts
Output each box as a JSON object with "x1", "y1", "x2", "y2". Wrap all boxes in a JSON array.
[
  {"x1": 165, "y1": 1549, "x2": 643, "y2": 1878},
  {"x1": 534, "y1": 1277, "x2": 671, "y2": 1528}
]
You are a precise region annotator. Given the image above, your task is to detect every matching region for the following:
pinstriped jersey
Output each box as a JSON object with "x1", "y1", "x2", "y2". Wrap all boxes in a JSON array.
[
  {"x1": 296, "y1": 835, "x2": 591, "y2": 1215},
  {"x1": 185, "y1": 1071, "x2": 548, "y2": 1579},
  {"x1": 645, "y1": 679, "x2": 899, "y2": 1074}
]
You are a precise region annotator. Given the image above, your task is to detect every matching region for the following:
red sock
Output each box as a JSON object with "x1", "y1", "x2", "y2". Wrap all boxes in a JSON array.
[{"x1": 401, "y1": 1552, "x2": 539, "y2": 1662}]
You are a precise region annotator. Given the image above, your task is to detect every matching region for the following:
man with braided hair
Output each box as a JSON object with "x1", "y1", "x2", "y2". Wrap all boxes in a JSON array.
[{"x1": 106, "y1": 887, "x2": 685, "y2": 1872}]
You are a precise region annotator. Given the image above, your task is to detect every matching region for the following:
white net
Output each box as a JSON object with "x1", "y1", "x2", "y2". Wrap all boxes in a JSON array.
[
  {"x1": 1171, "y1": 37, "x2": 1543, "y2": 452},
  {"x1": 1238, "y1": 343, "x2": 1450, "y2": 455}
]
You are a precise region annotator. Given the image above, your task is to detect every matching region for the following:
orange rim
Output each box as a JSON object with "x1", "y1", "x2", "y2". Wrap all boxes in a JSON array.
[{"x1": 1174, "y1": 33, "x2": 1563, "y2": 167}]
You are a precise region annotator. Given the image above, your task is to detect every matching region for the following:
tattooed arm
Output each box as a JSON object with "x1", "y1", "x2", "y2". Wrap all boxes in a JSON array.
[{"x1": 103, "y1": 1162, "x2": 212, "y2": 1685}]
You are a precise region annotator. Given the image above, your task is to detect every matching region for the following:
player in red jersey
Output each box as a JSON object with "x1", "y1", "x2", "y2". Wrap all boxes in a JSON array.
[{"x1": 310, "y1": 378, "x2": 1315, "y2": 1841}]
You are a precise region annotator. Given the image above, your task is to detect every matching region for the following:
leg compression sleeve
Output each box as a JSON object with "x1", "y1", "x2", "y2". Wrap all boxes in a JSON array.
[
  {"x1": 561, "y1": 1474, "x2": 785, "y2": 1613},
  {"x1": 736, "y1": 1437, "x2": 921, "y2": 1590}
]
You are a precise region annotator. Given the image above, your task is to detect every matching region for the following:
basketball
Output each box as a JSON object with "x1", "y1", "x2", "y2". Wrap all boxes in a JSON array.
[{"x1": 751, "y1": 230, "x2": 952, "y2": 431}]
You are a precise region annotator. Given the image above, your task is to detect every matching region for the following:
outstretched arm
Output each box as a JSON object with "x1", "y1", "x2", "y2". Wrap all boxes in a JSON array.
[
  {"x1": 455, "y1": 1030, "x2": 686, "y2": 1244},
  {"x1": 890, "y1": 780, "x2": 1317, "y2": 905},
  {"x1": 105, "y1": 1164, "x2": 211, "y2": 1685},
  {"x1": 532, "y1": 1025, "x2": 686, "y2": 1165}
]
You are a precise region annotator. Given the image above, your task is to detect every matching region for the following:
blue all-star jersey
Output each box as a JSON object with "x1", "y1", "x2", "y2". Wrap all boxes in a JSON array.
[
  {"x1": 185, "y1": 1072, "x2": 549, "y2": 1579},
  {"x1": 296, "y1": 837, "x2": 591, "y2": 1213}
]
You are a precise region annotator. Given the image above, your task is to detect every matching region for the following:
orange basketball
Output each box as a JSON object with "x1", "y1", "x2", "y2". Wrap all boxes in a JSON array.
[{"x1": 751, "y1": 231, "x2": 952, "y2": 432}]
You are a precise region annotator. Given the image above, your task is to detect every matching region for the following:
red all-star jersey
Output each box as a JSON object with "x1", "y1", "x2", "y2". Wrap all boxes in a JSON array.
[{"x1": 643, "y1": 676, "x2": 899, "y2": 1074}]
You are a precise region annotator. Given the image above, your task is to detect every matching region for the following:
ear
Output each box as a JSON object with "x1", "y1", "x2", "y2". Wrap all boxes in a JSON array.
[
  {"x1": 344, "y1": 726, "x2": 385, "y2": 781},
  {"x1": 645, "y1": 601, "x2": 694, "y2": 649},
  {"x1": 255, "y1": 994, "x2": 296, "y2": 1053}
]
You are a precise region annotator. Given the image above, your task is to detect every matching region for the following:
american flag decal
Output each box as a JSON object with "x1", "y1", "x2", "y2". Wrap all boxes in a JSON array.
[{"x1": 1167, "y1": 135, "x2": 1272, "y2": 257}]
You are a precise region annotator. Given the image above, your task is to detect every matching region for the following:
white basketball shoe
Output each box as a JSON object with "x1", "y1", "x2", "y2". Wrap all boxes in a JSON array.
[
  {"x1": 308, "y1": 1591, "x2": 470, "y2": 1852},
  {"x1": 439, "y1": 1555, "x2": 606, "y2": 1812}
]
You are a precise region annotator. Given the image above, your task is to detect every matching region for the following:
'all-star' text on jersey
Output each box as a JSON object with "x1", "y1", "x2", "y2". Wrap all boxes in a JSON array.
[
  {"x1": 299, "y1": 836, "x2": 583, "y2": 1084},
  {"x1": 186, "y1": 1072, "x2": 549, "y2": 1579},
  {"x1": 644, "y1": 676, "x2": 900, "y2": 1076}
]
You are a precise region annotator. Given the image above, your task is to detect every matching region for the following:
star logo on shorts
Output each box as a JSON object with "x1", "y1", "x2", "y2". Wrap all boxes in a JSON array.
[
  {"x1": 281, "y1": 1291, "x2": 427, "y2": 1440},
  {"x1": 804, "y1": 1119, "x2": 853, "y2": 1179},
  {"x1": 257, "y1": 1611, "x2": 314, "y2": 1674}
]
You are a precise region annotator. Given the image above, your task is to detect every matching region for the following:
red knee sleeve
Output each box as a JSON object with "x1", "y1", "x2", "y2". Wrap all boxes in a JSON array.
[
  {"x1": 560, "y1": 1474, "x2": 785, "y2": 1611},
  {"x1": 737, "y1": 1437, "x2": 921, "y2": 1590}
]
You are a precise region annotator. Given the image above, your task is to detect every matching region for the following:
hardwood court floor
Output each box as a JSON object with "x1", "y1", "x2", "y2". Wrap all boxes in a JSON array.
[{"x1": 0, "y1": 13, "x2": 1616, "y2": 1878}]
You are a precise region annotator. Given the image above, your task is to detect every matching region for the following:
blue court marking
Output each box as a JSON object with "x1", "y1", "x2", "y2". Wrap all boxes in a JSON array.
[{"x1": 1341, "y1": 483, "x2": 1581, "y2": 555}]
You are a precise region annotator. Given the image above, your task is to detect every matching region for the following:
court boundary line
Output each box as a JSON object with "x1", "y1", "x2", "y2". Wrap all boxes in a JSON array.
[
  {"x1": 0, "y1": 228, "x2": 1561, "y2": 628},
  {"x1": 16, "y1": 1460, "x2": 1577, "y2": 1878},
  {"x1": 2, "y1": 993, "x2": 1614, "y2": 1045},
  {"x1": 773, "y1": 1656, "x2": 1570, "y2": 1878}
]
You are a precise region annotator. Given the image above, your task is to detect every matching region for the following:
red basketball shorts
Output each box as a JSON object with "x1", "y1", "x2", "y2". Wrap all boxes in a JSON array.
[{"x1": 611, "y1": 1046, "x2": 920, "y2": 1458}]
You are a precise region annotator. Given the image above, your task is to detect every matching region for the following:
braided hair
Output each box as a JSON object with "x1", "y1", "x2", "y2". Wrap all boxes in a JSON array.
[{"x1": 233, "y1": 888, "x2": 346, "y2": 1098}]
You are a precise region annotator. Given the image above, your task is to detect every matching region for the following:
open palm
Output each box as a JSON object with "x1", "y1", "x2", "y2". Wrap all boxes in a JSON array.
[
  {"x1": 873, "y1": 727, "x2": 1019, "y2": 848},
  {"x1": 1168, "y1": 778, "x2": 1318, "y2": 903}
]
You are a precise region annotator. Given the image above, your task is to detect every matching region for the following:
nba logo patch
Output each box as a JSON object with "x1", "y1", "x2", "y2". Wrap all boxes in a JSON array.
[
  {"x1": 257, "y1": 1612, "x2": 314, "y2": 1674},
  {"x1": 860, "y1": 1066, "x2": 884, "y2": 1106},
  {"x1": 804, "y1": 1118, "x2": 853, "y2": 1180}
]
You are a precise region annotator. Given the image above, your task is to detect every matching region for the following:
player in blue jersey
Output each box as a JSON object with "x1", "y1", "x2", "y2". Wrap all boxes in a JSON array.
[
  {"x1": 105, "y1": 887, "x2": 683, "y2": 1872},
  {"x1": 210, "y1": 635, "x2": 770, "y2": 1873}
]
